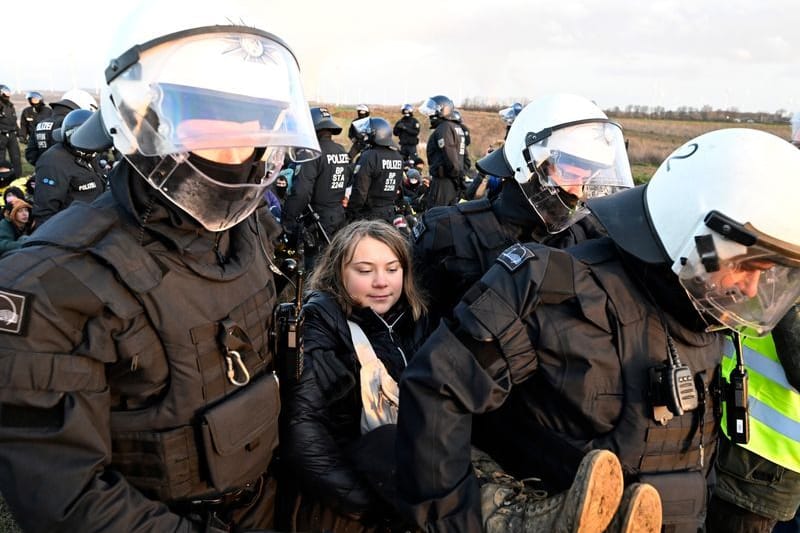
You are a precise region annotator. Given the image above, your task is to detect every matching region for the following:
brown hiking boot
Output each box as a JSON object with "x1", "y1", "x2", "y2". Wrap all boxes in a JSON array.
[
  {"x1": 476, "y1": 448, "x2": 624, "y2": 533},
  {"x1": 606, "y1": 483, "x2": 663, "y2": 533}
]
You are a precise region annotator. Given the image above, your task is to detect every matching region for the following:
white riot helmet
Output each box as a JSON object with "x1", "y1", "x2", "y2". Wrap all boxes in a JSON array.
[
  {"x1": 59, "y1": 89, "x2": 98, "y2": 111},
  {"x1": 589, "y1": 128, "x2": 800, "y2": 336},
  {"x1": 477, "y1": 93, "x2": 633, "y2": 234},
  {"x1": 72, "y1": 1, "x2": 320, "y2": 232}
]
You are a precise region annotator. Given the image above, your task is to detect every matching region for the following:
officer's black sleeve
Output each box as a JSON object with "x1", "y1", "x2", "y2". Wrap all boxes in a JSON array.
[
  {"x1": 773, "y1": 304, "x2": 800, "y2": 390},
  {"x1": 0, "y1": 253, "x2": 196, "y2": 533},
  {"x1": 24, "y1": 138, "x2": 39, "y2": 165},
  {"x1": 282, "y1": 160, "x2": 319, "y2": 234},
  {"x1": 396, "y1": 322, "x2": 511, "y2": 532},
  {"x1": 441, "y1": 125, "x2": 464, "y2": 178},
  {"x1": 346, "y1": 153, "x2": 372, "y2": 214},
  {"x1": 397, "y1": 248, "x2": 550, "y2": 531},
  {"x1": 32, "y1": 159, "x2": 70, "y2": 225}
]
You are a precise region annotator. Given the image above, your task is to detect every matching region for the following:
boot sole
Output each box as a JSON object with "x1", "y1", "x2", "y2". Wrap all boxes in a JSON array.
[
  {"x1": 615, "y1": 483, "x2": 663, "y2": 533},
  {"x1": 562, "y1": 449, "x2": 624, "y2": 533}
]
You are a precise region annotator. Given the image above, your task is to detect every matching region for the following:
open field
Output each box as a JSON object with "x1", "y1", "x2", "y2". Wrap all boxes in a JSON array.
[{"x1": 6, "y1": 92, "x2": 791, "y2": 184}]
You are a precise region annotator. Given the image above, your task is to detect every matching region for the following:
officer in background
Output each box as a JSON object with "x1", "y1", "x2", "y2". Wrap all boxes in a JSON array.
[
  {"x1": 412, "y1": 94, "x2": 624, "y2": 321},
  {"x1": 0, "y1": 85, "x2": 22, "y2": 179},
  {"x1": 452, "y1": 109, "x2": 473, "y2": 178},
  {"x1": 499, "y1": 102, "x2": 523, "y2": 138},
  {"x1": 393, "y1": 103, "x2": 421, "y2": 160},
  {"x1": 24, "y1": 88, "x2": 97, "y2": 166},
  {"x1": 791, "y1": 111, "x2": 800, "y2": 148},
  {"x1": 419, "y1": 94, "x2": 466, "y2": 207},
  {"x1": 0, "y1": 2, "x2": 321, "y2": 531},
  {"x1": 282, "y1": 106, "x2": 351, "y2": 268},
  {"x1": 347, "y1": 103, "x2": 370, "y2": 160},
  {"x1": 396, "y1": 128, "x2": 800, "y2": 532},
  {"x1": 32, "y1": 109, "x2": 106, "y2": 227},
  {"x1": 18, "y1": 91, "x2": 52, "y2": 145},
  {"x1": 346, "y1": 116, "x2": 404, "y2": 223}
]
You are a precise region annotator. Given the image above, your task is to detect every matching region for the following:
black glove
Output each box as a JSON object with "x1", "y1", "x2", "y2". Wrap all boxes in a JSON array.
[{"x1": 311, "y1": 349, "x2": 356, "y2": 402}]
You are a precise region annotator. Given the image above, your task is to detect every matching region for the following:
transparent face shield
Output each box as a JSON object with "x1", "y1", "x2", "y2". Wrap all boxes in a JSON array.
[
  {"x1": 499, "y1": 104, "x2": 521, "y2": 126},
  {"x1": 518, "y1": 120, "x2": 633, "y2": 234},
  {"x1": 677, "y1": 217, "x2": 800, "y2": 336},
  {"x1": 417, "y1": 98, "x2": 439, "y2": 118},
  {"x1": 106, "y1": 27, "x2": 320, "y2": 231}
]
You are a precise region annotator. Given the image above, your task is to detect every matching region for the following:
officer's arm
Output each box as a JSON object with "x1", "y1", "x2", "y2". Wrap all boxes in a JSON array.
[
  {"x1": 31, "y1": 161, "x2": 69, "y2": 225},
  {"x1": 282, "y1": 161, "x2": 318, "y2": 234},
  {"x1": 773, "y1": 303, "x2": 800, "y2": 390},
  {"x1": 346, "y1": 157, "x2": 371, "y2": 213},
  {"x1": 0, "y1": 259, "x2": 196, "y2": 532},
  {"x1": 24, "y1": 138, "x2": 39, "y2": 165},
  {"x1": 441, "y1": 126, "x2": 463, "y2": 177}
]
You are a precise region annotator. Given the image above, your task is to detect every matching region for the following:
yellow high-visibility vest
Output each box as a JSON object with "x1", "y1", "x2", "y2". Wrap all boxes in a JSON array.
[{"x1": 722, "y1": 335, "x2": 800, "y2": 473}]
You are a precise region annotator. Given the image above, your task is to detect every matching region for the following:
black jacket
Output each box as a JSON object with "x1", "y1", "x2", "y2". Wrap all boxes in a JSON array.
[
  {"x1": 0, "y1": 98, "x2": 17, "y2": 132},
  {"x1": 19, "y1": 103, "x2": 52, "y2": 143},
  {"x1": 346, "y1": 145, "x2": 404, "y2": 223},
  {"x1": 32, "y1": 143, "x2": 106, "y2": 226},
  {"x1": 412, "y1": 191, "x2": 606, "y2": 321},
  {"x1": 396, "y1": 239, "x2": 722, "y2": 532},
  {"x1": 393, "y1": 116, "x2": 420, "y2": 148},
  {"x1": 426, "y1": 119, "x2": 465, "y2": 181},
  {"x1": 0, "y1": 162, "x2": 282, "y2": 532},
  {"x1": 283, "y1": 291, "x2": 431, "y2": 516},
  {"x1": 25, "y1": 103, "x2": 71, "y2": 165},
  {"x1": 282, "y1": 136, "x2": 350, "y2": 238}
]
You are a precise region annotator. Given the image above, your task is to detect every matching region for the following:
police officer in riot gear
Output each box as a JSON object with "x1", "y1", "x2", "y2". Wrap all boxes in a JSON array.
[
  {"x1": 393, "y1": 103, "x2": 421, "y2": 160},
  {"x1": 31, "y1": 109, "x2": 107, "y2": 226},
  {"x1": 0, "y1": 84, "x2": 22, "y2": 179},
  {"x1": 18, "y1": 91, "x2": 52, "y2": 145},
  {"x1": 499, "y1": 102, "x2": 523, "y2": 138},
  {"x1": 24, "y1": 88, "x2": 97, "y2": 166},
  {"x1": 396, "y1": 128, "x2": 800, "y2": 532},
  {"x1": 347, "y1": 103, "x2": 371, "y2": 160},
  {"x1": 0, "y1": 2, "x2": 321, "y2": 531},
  {"x1": 420, "y1": 94, "x2": 467, "y2": 207},
  {"x1": 452, "y1": 109, "x2": 473, "y2": 176},
  {"x1": 282, "y1": 106, "x2": 350, "y2": 268},
  {"x1": 412, "y1": 94, "x2": 627, "y2": 321},
  {"x1": 346, "y1": 116, "x2": 405, "y2": 223}
]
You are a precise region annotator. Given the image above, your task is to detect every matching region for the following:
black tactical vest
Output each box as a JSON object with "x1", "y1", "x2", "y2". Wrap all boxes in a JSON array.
[{"x1": 27, "y1": 197, "x2": 280, "y2": 503}]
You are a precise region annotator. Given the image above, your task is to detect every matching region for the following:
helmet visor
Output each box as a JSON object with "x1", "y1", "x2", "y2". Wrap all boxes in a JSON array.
[
  {"x1": 417, "y1": 98, "x2": 439, "y2": 117},
  {"x1": 520, "y1": 121, "x2": 633, "y2": 233},
  {"x1": 679, "y1": 242, "x2": 800, "y2": 336},
  {"x1": 126, "y1": 146, "x2": 286, "y2": 231},
  {"x1": 108, "y1": 27, "x2": 319, "y2": 161},
  {"x1": 499, "y1": 106, "x2": 518, "y2": 125}
]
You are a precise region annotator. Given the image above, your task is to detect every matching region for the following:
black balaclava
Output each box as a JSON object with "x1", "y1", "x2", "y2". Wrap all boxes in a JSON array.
[{"x1": 492, "y1": 179, "x2": 548, "y2": 239}]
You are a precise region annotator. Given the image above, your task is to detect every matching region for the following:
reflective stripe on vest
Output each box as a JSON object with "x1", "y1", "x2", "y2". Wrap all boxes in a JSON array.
[{"x1": 722, "y1": 335, "x2": 800, "y2": 473}]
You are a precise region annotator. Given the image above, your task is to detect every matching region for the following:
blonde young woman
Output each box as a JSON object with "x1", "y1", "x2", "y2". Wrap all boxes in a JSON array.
[{"x1": 282, "y1": 219, "x2": 430, "y2": 532}]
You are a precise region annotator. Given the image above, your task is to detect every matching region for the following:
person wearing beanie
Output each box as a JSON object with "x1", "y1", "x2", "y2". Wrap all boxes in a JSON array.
[{"x1": 0, "y1": 199, "x2": 33, "y2": 253}]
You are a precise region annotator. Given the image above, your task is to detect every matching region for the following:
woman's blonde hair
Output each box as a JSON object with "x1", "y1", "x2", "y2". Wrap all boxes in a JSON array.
[{"x1": 307, "y1": 219, "x2": 427, "y2": 320}]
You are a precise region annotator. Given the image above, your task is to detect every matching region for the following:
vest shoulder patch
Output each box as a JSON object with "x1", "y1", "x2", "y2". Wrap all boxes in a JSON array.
[
  {"x1": 0, "y1": 287, "x2": 31, "y2": 335},
  {"x1": 496, "y1": 243, "x2": 536, "y2": 272}
]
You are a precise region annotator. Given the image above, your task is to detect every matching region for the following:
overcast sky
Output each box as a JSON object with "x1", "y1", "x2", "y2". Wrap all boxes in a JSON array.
[{"x1": 3, "y1": 0, "x2": 798, "y2": 113}]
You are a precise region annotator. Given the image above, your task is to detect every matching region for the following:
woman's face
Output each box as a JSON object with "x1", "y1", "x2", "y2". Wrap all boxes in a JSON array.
[
  {"x1": 343, "y1": 236, "x2": 403, "y2": 316},
  {"x1": 14, "y1": 207, "x2": 29, "y2": 225}
]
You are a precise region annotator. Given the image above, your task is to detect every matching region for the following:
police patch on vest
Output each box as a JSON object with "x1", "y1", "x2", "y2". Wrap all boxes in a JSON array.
[
  {"x1": 497, "y1": 243, "x2": 536, "y2": 272},
  {"x1": 0, "y1": 288, "x2": 31, "y2": 335},
  {"x1": 41, "y1": 177, "x2": 57, "y2": 186},
  {"x1": 412, "y1": 219, "x2": 427, "y2": 241},
  {"x1": 437, "y1": 138, "x2": 445, "y2": 148}
]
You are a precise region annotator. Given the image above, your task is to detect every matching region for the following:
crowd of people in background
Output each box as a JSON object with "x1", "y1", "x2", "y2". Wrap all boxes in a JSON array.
[{"x1": 1, "y1": 11, "x2": 800, "y2": 532}]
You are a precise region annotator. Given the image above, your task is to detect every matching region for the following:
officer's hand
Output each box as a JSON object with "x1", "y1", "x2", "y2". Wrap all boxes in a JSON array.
[{"x1": 311, "y1": 350, "x2": 355, "y2": 402}]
